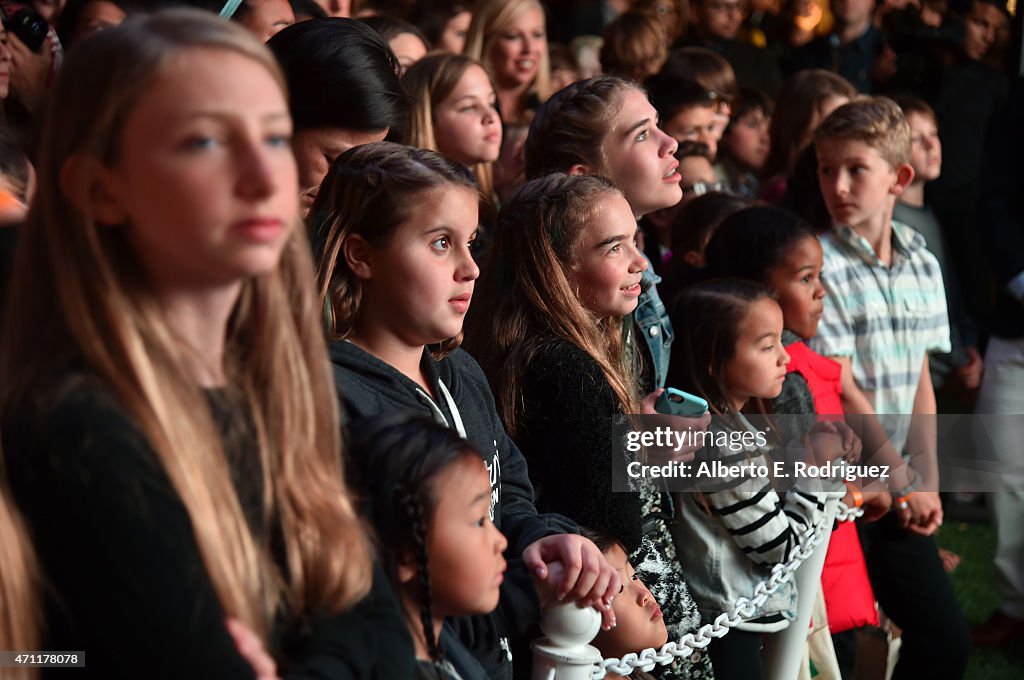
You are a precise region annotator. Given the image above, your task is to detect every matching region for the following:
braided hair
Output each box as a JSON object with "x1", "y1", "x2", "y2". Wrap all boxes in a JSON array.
[
  {"x1": 346, "y1": 413, "x2": 481, "y2": 670},
  {"x1": 704, "y1": 206, "x2": 817, "y2": 283},
  {"x1": 403, "y1": 490, "x2": 442, "y2": 667}
]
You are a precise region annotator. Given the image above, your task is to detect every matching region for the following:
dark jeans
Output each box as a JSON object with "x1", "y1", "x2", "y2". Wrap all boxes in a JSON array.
[
  {"x1": 831, "y1": 628, "x2": 857, "y2": 679},
  {"x1": 859, "y1": 513, "x2": 971, "y2": 680},
  {"x1": 707, "y1": 628, "x2": 763, "y2": 680}
]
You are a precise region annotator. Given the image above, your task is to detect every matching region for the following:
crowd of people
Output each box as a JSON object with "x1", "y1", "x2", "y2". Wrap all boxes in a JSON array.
[{"x1": 0, "y1": 0, "x2": 1020, "y2": 679}]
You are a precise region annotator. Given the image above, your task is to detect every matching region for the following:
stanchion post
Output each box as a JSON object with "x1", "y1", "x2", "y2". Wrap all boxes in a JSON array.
[{"x1": 531, "y1": 601, "x2": 603, "y2": 680}]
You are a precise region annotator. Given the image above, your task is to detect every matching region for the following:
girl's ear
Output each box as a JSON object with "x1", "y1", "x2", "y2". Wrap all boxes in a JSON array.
[
  {"x1": 567, "y1": 163, "x2": 592, "y2": 177},
  {"x1": 397, "y1": 548, "x2": 418, "y2": 584},
  {"x1": 890, "y1": 162, "x2": 915, "y2": 196},
  {"x1": 683, "y1": 250, "x2": 705, "y2": 268},
  {"x1": 342, "y1": 233, "x2": 374, "y2": 280},
  {"x1": 397, "y1": 562, "x2": 417, "y2": 584},
  {"x1": 59, "y1": 154, "x2": 128, "y2": 225}
]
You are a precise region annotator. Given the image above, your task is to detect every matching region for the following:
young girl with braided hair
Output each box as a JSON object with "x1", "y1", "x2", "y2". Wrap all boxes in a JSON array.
[
  {"x1": 309, "y1": 141, "x2": 619, "y2": 680},
  {"x1": 347, "y1": 413, "x2": 507, "y2": 680}
]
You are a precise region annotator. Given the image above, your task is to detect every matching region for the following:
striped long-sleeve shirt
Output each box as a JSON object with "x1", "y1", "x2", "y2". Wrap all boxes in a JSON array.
[
  {"x1": 698, "y1": 417, "x2": 843, "y2": 566},
  {"x1": 671, "y1": 415, "x2": 844, "y2": 630}
]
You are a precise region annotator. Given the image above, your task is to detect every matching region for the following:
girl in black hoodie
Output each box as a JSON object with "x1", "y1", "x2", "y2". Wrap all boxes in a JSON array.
[{"x1": 308, "y1": 141, "x2": 620, "y2": 680}]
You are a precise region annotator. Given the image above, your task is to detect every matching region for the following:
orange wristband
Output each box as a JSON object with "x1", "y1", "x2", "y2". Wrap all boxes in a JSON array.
[
  {"x1": 844, "y1": 481, "x2": 863, "y2": 508},
  {"x1": 895, "y1": 491, "x2": 916, "y2": 509}
]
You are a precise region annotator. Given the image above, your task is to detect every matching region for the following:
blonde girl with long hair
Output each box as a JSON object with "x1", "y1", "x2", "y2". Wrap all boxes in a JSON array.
[
  {"x1": 402, "y1": 52, "x2": 501, "y2": 225},
  {"x1": 0, "y1": 11, "x2": 411, "y2": 679},
  {"x1": 463, "y1": 0, "x2": 551, "y2": 202},
  {"x1": 0, "y1": 484, "x2": 37, "y2": 680},
  {"x1": 463, "y1": 0, "x2": 550, "y2": 125}
]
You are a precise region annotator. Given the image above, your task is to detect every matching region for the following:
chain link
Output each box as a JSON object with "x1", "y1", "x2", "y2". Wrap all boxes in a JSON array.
[{"x1": 591, "y1": 501, "x2": 865, "y2": 679}]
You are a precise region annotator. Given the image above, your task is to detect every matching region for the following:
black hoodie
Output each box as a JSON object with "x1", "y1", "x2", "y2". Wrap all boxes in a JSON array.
[{"x1": 330, "y1": 340, "x2": 577, "y2": 680}]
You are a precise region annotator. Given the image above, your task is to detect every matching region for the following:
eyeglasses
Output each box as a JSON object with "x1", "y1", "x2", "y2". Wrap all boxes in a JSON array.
[
  {"x1": 681, "y1": 181, "x2": 724, "y2": 196},
  {"x1": 707, "y1": 90, "x2": 734, "y2": 104}
]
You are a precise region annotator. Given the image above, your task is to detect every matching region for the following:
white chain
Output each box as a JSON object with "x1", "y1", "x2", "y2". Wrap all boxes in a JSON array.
[{"x1": 592, "y1": 501, "x2": 865, "y2": 679}]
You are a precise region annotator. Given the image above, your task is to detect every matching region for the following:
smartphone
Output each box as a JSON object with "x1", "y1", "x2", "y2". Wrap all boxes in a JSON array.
[{"x1": 656, "y1": 387, "x2": 709, "y2": 417}]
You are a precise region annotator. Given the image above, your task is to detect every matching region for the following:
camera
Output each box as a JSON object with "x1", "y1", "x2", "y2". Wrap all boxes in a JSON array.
[{"x1": 2, "y1": 7, "x2": 49, "y2": 54}]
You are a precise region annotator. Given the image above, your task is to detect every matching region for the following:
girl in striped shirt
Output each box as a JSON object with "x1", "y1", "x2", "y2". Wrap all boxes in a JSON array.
[{"x1": 666, "y1": 279, "x2": 845, "y2": 680}]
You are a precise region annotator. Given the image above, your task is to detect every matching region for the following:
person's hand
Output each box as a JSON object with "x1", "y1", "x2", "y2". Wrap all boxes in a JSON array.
[
  {"x1": 803, "y1": 422, "x2": 848, "y2": 464},
  {"x1": 870, "y1": 46, "x2": 898, "y2": 84},
  {"x1": 524, "y1": 534, "x2": 620, "y2": 630},
  {"x1": 833, "y1": 421, "x2": 863, "y2": 463},
  {"x1": 956, "y1": 347, "x2": 983, "y2": 391},
  {"x1": 639, "y1": 388, "x2": 664, "y2": 415},
  {"x1": 8, "y1": 31, "x2": 54, "y2": 113},
  {"x1": 859, "y1": 489, "x2": 892, "y2": 522},
  {"x1": 898, "y1": 490, "x2": 943, "y2": 536},
  {"x1": 938, "y1": 547, "x2": 961, "y2": 573},
  {"x1": 226, "y1": 619, "x2": 280, "y2": 680},
  {"x1": 639, "y1": 388, "x2": 711, "y2": 464}
]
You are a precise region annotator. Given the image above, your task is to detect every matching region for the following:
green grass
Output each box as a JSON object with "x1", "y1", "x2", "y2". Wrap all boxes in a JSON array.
[{"x1": 935, "y1": 522, "x2": 1024, "y2": 679}]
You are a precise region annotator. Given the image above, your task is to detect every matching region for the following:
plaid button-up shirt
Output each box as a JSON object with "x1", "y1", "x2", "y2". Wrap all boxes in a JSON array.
[{"x1": 809, "y1": 221, "x2": 951, "y2": 452}]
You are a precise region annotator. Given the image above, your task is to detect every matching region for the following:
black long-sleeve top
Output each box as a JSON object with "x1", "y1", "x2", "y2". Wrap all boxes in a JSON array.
[
  {"x1": 4, "y1": 376, "x2": 414, "y2": 679},
  {"x1": 509, "y1": 339, "x2": 642, "y2": 554}
]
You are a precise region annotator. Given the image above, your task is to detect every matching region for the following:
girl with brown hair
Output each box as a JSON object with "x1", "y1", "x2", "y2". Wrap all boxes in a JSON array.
[
  {"x1": 466, "y1": 173, "x2": 714, "y2": 680},
  {"x1": 309, "y1": 141, "x2": 620, "y2": 680},
  {"x1": 760, "y1": 69, "x2": 856, "y2": 202}
]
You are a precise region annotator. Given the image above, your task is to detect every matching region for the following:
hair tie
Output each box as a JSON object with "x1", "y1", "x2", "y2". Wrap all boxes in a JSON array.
[{"x1": 219, "y1": 0, "x2": 244, "y2": 18}]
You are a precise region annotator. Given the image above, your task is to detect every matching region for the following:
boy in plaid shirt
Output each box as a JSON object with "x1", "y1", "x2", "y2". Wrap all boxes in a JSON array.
[{"x1": 810, "y1": 97, "x2": 969, "y2": 679}]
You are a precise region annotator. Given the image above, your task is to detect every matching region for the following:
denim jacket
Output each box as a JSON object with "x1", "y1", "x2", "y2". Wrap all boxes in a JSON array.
[{"x1": 633, "y1": 261, "x2": 674, "y2": 391}]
